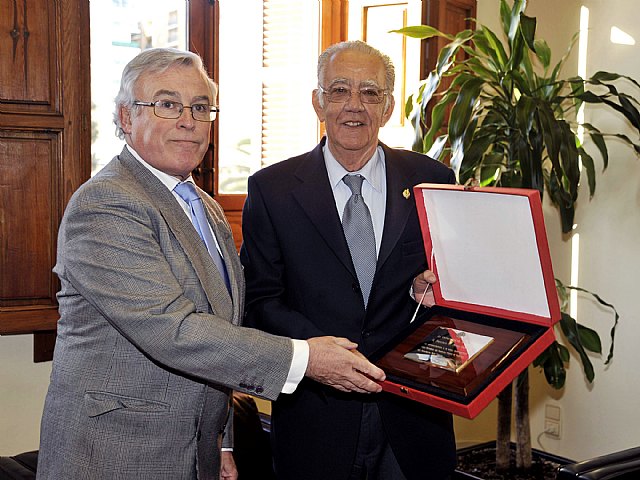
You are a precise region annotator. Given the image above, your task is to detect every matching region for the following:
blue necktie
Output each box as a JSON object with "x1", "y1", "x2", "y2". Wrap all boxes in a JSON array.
[
  {"x1": 174, "y1": 182, "x2": 231, "y2": 293},
  {"x1": 342, "y1": 174, "x2": 377, "y2": 306}
]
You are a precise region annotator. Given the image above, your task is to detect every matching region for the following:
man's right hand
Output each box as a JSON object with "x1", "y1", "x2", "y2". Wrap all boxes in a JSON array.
[{"x1": 305, "y1": 337, "x2": 386, "y2": 393}]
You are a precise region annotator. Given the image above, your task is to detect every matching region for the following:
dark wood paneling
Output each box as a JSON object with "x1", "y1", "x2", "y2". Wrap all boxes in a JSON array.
[
  {"x1": 189, "y1": 0, "x2": 218, "y2": 197},
  {"x1": 33, "y1": 330, "x2": 57, "y2": 362},
  {"x1": 422, "y1": 0, "x2": 477, "y2": 78},
  {"x1": 0, "y1": 0, "x2": 91, "y2": 340},
  {"x1": 322, "y1": 0, "x2": 349, "y2": 50},
  {"x1": 225, "y1": 210, "x2": 244, "y2": 252},
  {"x1": 0, "y1": 0, "x2": 60, "y2": 113},
  {"x1": 0, "y1": 132, "x2": 59, "y2": 308}
]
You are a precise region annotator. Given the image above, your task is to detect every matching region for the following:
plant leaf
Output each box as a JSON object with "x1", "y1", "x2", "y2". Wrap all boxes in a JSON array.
[
  {"x1": 591, "y1": 70, "x2": 640, "y2": 90},
  {"x1": 559, "y1": 284, "x2": 620, "y2": 364},
  {"x1": 585, "y1": 127, "x2": 609, "y2": 171},
  {"x1": 436, "y1": 30, "x2": 475, "y2": 77},
  {"x1": 577, "y1": 324, "x2": 602, "y2": 354},
  {"x1": 482, "y1": 26, "x2": 509, "y2": 70},
  {"x1": 519, "y1": 14, "x2": 537, "y2": 52},
  {"x1": 533, "y1": 39, "x2": 551, "y2": 69},
  {"x1": 535, "y1": 342, "x2": 566, "y2": 389},
  {"x1": 577, "y1": 147, "x2": 597, "y2": 198},
  {"x1": 426, "y1": 135, "x2": 448, "y2": 160},
  {"x1": 559, "y1": 311, "x2": 595, "y2": 383},
  {"x1": 507, "y1": 0, "x2": 527, "y2": 44},
  {"x1": 448, "y1": 77, "x2": 484, "y2": 140},
  {"x1": 390, "y1": 25, "x2": 448, "y2": 40}
]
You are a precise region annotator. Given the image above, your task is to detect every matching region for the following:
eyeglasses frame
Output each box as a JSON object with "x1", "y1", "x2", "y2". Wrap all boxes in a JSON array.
[
  {"x1": 317, "y1": 85, "x2": 389, "y2": 105},
  {"x1": 133, "y1": 100, "x2": 220, "y2": 122}
]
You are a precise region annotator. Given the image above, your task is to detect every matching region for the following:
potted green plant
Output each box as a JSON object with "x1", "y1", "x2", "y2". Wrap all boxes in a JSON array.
[{"x1": 394, "y1": 0, "x2": 639, "y2": 477}]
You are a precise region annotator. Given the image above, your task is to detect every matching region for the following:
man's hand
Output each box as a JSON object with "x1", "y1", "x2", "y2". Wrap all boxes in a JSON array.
[
  {"x1": 413, "y1": 269, "x2": 437, "y2": 307},
  {"x1": 305, "y1": 337, "x2": 385, "y2": 393},
  {"x1": 220, "y1": 451, "x2": 238, "y2": 480}
]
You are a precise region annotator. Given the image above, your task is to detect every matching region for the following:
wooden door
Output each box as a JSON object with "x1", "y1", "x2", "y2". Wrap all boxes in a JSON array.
[
  {"x1": 422, "y1": 0, "x2": 477, "y2": 144},
  {"x1": 0, "y1": 0, "x2": 90, "y2": 338},
  {"x1": 422, "y1": 0, "x2": 477, "y2": 77}
]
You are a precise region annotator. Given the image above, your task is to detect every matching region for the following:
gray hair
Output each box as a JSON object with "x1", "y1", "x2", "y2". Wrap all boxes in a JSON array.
[
  {"x1": 113, "y1": 48, "x2": 217, "y2": 139},
  {"x1": 316, "y1": 40, "x2": 395, "y2": 111}
]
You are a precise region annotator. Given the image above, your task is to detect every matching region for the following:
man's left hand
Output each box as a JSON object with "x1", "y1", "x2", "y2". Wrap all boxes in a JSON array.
[{"x1": 413, "y1": 270, "x2": 437, "y2": 307}]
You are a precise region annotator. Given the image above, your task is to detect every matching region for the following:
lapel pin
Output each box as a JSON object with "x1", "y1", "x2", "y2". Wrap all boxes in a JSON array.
[{"x1": 403, "y1": 188, "x2": 411, "y2": 199}]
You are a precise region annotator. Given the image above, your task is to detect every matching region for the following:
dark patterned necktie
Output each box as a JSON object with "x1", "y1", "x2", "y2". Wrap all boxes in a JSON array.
[
  {"x1": 174, "y1": 182, "x2": 231, "y2": 293},
  {"x1": 342, "y1": 174, "x2": 376, "y2": 306}
]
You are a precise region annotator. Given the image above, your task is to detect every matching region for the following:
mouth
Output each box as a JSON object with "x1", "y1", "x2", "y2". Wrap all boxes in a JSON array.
[
  {"x1": 170, "y1": 140, "x2": 205, "y2": 154},
  {"x1": 171, "y1": 139, "x2": 203, "y2": 148},
  {"x1": 343, "y1": 121, "x2": 365, "y2": 127}
]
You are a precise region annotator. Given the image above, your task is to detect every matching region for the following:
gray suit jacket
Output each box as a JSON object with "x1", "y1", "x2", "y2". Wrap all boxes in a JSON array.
[{"x1": 37, "y1": 148, "x2": 293, "y2": 479}]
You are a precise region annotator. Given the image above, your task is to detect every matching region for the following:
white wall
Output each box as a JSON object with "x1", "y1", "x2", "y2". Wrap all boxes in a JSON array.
[
  {"x1": 552, "y1": 0, "x2": 640, "y2": 461},
  {"x1": 455, "y1": 0, "x2": 640, "y2": 463},
  {"x1": 0, "y1": 335, "x2": 51, "y2": 454}
]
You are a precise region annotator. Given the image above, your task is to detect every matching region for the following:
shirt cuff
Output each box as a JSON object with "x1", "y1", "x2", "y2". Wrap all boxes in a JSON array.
[
  {"x1": 221, "y1": 448, "x2": 233, "y2": 452},
  {"x1": 281, "y1": 339, "x2": 309, "y2": 394}
]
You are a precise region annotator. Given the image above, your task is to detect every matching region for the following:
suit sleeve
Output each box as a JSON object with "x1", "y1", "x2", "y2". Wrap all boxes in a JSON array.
[
  {"x1": 57, "y1": 181, "x2": 293, "y2": 401},
  {"x1": 240, "y1": 175, "x2": 326, "y2": 340}
]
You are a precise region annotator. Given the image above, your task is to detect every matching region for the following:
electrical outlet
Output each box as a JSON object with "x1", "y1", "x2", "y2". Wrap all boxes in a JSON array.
[
  {"x1": 544, "y1": 404, "x2": 562, "y2": 438},
  {"x1": 544, "y1": 419, "x2": 561, "y2": 438}
]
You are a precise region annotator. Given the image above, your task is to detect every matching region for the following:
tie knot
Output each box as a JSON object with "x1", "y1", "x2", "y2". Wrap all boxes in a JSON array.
[
  {"x1": 174, "y1": 181, "x2": 200, "y2": 204},
  {"x1": 343, "y1": 174, "x2": 364, "y2": 196}
]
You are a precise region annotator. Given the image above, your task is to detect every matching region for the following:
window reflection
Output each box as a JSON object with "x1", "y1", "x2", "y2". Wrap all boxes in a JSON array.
[
  {"x1": 217, "y1": 1, "x2": 321, "y2": 194},
  {"x1": 90, "y1": 0, "x2": 187, "y2": 176}
]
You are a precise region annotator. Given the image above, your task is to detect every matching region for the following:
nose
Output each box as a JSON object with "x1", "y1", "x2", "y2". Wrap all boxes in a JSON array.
[
  {"x1": 176, "y1": 106, "x2": 195, "y2": 128},
  {"x1": 344, "y1": 91, "x2": 365, "y2": 111}
]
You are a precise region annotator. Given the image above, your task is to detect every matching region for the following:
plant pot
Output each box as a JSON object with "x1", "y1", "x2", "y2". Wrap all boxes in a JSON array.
[{"x1": 453, "y1": 441, "x2": 573, "y2": 480}]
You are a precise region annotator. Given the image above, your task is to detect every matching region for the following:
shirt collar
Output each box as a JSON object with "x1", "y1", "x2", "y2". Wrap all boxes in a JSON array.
[
  {"x1": 125, "y1": 144, "x2": 195, "y2": 191},
  {"x1": 323, "y1": 143, "x2": 385, "y2": 192}
]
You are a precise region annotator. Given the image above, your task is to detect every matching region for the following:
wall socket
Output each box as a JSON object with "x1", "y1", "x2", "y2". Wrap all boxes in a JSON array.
[{"x1": 544, "y1": 404, "x2": 561, "y2": 439}]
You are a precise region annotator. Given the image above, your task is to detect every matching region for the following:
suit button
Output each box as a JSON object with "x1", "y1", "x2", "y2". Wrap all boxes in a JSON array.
[
  {"x1": 239, "y1": 382, "x2": 248, "y2": 389},
  {"x1": 361, "y1": 330, "x2": 372, "y2": 338},
  {"x1": 255, "y1": 386, "x2": 264, "y2": 394},
  {"x1": 352, "y1": 283, "x2": 361, "y2": 293}
]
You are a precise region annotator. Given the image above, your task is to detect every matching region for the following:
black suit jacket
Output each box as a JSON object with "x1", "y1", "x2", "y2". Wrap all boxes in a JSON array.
[{"x1": 240, "y1": 139, "x2": 457, "y2": 480}]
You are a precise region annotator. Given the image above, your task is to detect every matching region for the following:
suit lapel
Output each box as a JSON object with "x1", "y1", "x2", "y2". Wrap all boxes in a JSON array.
[
  {"x1": 118, "y1": 150, "x2": 234, "y2": 320},
  {"x1": 291, "y1": 141, "x2": 355, "y2": 276},
  {"x1": 199, "y1": 192, "x2": 243, "y2": 325},
  {"x1": 377, "y1": 144, "x2": 418, "y2": 272},
  {"x1": 290, "y1": 141, "x2": 421, "y2": 282}
]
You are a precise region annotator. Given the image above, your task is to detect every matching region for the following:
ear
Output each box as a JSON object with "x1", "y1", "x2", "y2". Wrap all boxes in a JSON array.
[
  {"x1": 380, "y1": 95, "x2": 395, "y2": 128},
  {"x1": 312, "y1": 90, "x2": 326, "y2": 123},
  {"x1": 119, "y1": 105, "x2": 133, "y2": 135}
]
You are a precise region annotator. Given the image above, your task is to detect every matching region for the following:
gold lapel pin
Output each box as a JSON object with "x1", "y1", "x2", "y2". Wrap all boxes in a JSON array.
[{"x1": 403, "y1": 188, "x2": 411, "y2": 199}]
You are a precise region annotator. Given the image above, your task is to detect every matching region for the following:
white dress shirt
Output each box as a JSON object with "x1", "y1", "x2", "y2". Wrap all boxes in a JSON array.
[{"x1": 323, "y1": 143, "x2": 387, "y2": 254}]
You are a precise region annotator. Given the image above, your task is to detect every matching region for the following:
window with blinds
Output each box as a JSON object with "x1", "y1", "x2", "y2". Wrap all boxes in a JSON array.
[{"x1": 218, "y1": 0, "x2": 320, "y2": 194}]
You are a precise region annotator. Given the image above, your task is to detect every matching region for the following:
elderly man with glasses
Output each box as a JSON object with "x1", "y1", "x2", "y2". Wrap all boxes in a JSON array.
[
  {"x1": 36, "y1": 47, "x2": 386, "y2": 480},
  {"x1": 241, "y1": 40, "x2": 458, "y2": 480}
]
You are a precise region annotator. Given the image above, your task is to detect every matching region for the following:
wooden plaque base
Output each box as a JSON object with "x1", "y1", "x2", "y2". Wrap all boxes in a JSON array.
[{"x1": 376, "y1": 313, "x2": 530, "y2": 398}]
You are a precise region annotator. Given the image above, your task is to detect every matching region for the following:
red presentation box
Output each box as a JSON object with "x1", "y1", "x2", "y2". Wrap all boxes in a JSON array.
[{"x1": 373, "y1": 184, "x2": 561, "y2": 419}]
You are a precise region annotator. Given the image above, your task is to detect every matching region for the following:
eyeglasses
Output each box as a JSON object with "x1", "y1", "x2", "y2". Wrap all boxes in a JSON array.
[
  {"x1": 318, "y1": 85, "x2": 388, "y2": 104},
  {"x1": 133, "y1": 100, "x2": 219, "y2": 122}
]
